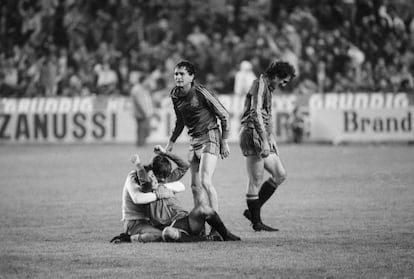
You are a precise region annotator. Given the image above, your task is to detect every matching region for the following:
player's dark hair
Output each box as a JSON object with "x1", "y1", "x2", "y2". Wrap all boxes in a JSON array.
[
  {"x1": 175, "y1": 60, "x2": 196, "y2": 76},
  {"x1": 265, "y1": 61, "x2": 296, "y2": 80},
  {"x1": 151, "y1": 155, "x2": 172, "y2": 180}
]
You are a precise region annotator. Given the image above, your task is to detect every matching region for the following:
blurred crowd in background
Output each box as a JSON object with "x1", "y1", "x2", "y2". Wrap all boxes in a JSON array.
[{"x1": 1, "y1": 0, "x2": 414, "y2": 101}]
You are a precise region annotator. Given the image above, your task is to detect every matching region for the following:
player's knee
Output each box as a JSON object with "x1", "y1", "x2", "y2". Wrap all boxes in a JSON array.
[
  {"x1": 271, "y1": 169, "x2": 287, "y2": 185},
  {"x1": 197, "y1": 204, "x2": 214, "y2": 216},
  {"x1": 162, "y1": 227, "x2": 181, "y2": 242},
  {"x1": 191, "y1": 184, "x2": 201, "y2": 195},
  {"x1": 192, "y1": 204, "x2": 212, "y2": 219},
  {"x1": 247, "y1": 182, "x2": 260, "y2": 195}
]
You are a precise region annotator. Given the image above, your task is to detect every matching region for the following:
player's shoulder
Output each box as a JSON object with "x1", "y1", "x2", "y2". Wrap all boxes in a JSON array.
[
  {"x1": 247, "y1": 79, "x2": 260, "y2": 95},
  {"x1": 194, "y1": 82, "x2": 218, "y2": 98}
]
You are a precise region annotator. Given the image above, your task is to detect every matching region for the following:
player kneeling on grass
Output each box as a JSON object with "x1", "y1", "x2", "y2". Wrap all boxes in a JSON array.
[
  {"x1": 113, "y1": 146, "x2": 186, "y2": 244},
  {"x1": 110, "y1": 145, "x2": 240, "y2": 243}
]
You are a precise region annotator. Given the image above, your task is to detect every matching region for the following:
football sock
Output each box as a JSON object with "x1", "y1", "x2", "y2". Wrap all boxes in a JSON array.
[
  {"x1": 258, "y1": 178, "x2": 278, "y2": 208},
  {"x1": 199, "y1": 225, "x2": 206, "y2": 236},
  {"x1": 246, "y1": 199, "x2": 261, "y2": 225},
  {"x1": 206, "y1": 212, "x2": 240, "y2": 241},
  {"x1": 208, "y1": 227, "x2": 218, "y2": 236}
]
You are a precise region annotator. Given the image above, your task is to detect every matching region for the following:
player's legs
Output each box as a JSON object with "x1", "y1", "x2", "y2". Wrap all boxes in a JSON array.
[
  {"x1": 244, "y1": 155, "x2": 266, "y2": 229},
  {"x1": 162, "y1": 217, "x2": 204, "y2": 242},
  {"x1": 263, "y1": 152, "x2": 287, "y2": 187},
  {"x1": 245, "y1": 153, "x2": 287, "y2": 231},
  {"x1": 131, "y1": 232, "x2": 162, "y2": 243},
  {"x1": 199, "y1": 152, "x2": 219, "y2": 212},
  {"x1": 188, "y1": 205, "x2": 240, "y2": 241},
  {"x1": 123, "y1": 220, "x2": 163, "y2": 242},
  {"x1": 187, "y1": 205, "x2": 212, "y2": 234},
  {"x1": 189, "y1": 129, "x2": 220, "y2": 211},
  {"x1": 258, "y1": 152, "x2": 287, "y2": 208},
  {"x1": 246, "y1": 155, "x2": 264, "y2": 197},
  {"x1": 189, "y1": 157, "x2": 209, "y2": 208}
]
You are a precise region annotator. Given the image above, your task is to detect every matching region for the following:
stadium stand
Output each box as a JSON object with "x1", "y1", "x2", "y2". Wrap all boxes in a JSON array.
[{"x1": 0, "y1": 0, "x2": 413, "y2": 98}]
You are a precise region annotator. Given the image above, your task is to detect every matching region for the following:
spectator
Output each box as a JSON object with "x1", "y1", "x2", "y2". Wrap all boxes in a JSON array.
[
  {"x1": 232, "y1": 60, "x2": 256, "y2": 115},
  {"x1": 2, "y1": 58, "x2": 19, "y2": 89},
  {"x1": 38, "y1": 52, "x2": 58, "y2": 96},
  {"x1": 59, "y1": 65, "x2": 83, "y2": 96},
  {"x1": 316, "y1": 61, "x2": 326, "y2": 93},
  {"x1": 18, "y1": 1, "x2": 43, "y2": 46},
  {"x1": 187, "y1": 25, "x2": 210, "y2": 50},
  {"x1": 1, "y1": 0, "x2": 414, "y2": 97},
  {"x1": 399, "y1": 64, "x2": 414, "y2": 91},
  {"x1": 130, "y1": 75, "x2": 154, "y2": 146},
  {"x1": 117, "y1": 56, "x2": 132, "y2": 96},
  {"x1": 0, "y1": 71, "x2": 18, "y2": 97},
  {"x1": 289, "y1": 106, "x2": 305, "y2": 144},
  {"x1": 94, "y1": 60, "x2": 119, "y2": 95}
]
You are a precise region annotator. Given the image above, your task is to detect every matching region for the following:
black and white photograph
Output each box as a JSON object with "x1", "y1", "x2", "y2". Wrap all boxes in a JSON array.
[{"x1": 1, "y1": 0, "x2": 413, "y2": 278}]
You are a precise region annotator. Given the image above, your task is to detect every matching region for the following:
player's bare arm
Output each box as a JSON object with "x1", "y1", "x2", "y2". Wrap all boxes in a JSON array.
[
  {"x1": 220, "y1": 138, "x2": 230, "y2": 159},
  {"x1": 153, "y1": 144, "x2": 190, "y2": 180},
  {"x1": 256, "y1": 75, "x2": 270, "y2": 157}
]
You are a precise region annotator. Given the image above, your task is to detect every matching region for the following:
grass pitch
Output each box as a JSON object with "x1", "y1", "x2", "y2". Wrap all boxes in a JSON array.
[{"x1": 0, "y1": 143, "x2": 413, "y2": 278}]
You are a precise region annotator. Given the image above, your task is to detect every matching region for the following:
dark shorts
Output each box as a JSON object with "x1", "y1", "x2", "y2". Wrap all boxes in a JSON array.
[
  {"x1": 239, "y1": 126, "x2": 277, "y2": 157},
  {"x1": 171, "y1": 215, "x2": 191, "y2": 235},
  {"x1": 188, "y1": 128, "x2": 220, "y2": 161},
  {"x1": 124, "y1": 219, "x2": 162, "y2": 235}
]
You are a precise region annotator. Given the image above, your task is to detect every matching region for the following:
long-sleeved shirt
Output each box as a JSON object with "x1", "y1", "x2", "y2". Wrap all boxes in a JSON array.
[
  {"x1": 169, "y1": 83, "x2": 230, "y2": 142},
  {"x1": 147, "y1": 152, "x2": 190, "y2": 227},
  {"x1": 240, "y1": 77, "x2": 274, "y2": 141},
  {"x1": 121, "y1": 152, "x2": 190, "y2": 221}
]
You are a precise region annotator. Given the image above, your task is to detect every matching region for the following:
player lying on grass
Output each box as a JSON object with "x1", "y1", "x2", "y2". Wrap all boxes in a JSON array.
[{"x1": 110, "y1": 145, "x2": 240, "y2": 243}]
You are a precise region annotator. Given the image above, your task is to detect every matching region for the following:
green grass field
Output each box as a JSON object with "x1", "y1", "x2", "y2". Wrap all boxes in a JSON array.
[{"x1": 1, "y1": 143, "x2": 413, "y2": 278}]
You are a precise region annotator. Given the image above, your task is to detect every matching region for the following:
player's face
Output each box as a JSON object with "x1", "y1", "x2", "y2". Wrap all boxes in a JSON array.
[
  {"x1": 270, "y1": 75, "x2": 292, "y2": 89},
  {"x1": 174, "y1": 67, "x2": 194, "y2": 90}
]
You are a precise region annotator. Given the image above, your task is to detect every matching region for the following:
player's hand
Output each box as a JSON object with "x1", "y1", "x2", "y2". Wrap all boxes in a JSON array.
[
  {"x1": 268, "y1": 136, "x2": 277, "y2": 151},
  {"x1": 261, "y1": 141, "x2": 270, "y2": 158},
  {"x1": 154, "y1": 145, "x2": 166, "y2": 155},
  {"x1": 220, "y1": 139, "x2": 230, "y2": 159},
  {"x1": 110, "y1": 233, "x2": 131, "y2": 243},
  {"x1": 155, "y1": 185, "x2": 175, "y2": 199},
  {"x1": 165, "y1": 141, "x2": 174, "y2": 152},
  {"x1": 130, "y1": 154, "x2": 140, "y2": 165}
]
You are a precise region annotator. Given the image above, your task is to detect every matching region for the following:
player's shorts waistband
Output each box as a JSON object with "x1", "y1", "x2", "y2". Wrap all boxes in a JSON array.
[{"x1": 189, "y1": 127, "x2": 220, "y2": 148}]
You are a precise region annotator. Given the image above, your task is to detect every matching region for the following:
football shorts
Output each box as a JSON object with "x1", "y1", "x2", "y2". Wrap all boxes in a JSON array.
[
  {"x1": 239, "y1": 126, "x2": 277, "y2": 157},
  {"x1": 188, "y1": 128, "x2": 220, "y2": 161}
]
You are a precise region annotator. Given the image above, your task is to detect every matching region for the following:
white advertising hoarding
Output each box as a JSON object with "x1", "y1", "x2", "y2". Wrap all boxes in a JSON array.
[
  {"x1": 2, "y1": 93, "x2": 413, "y2": 144},
  {"x1": 310, "y1": 108, "x2": 414, "y2": 143}
]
